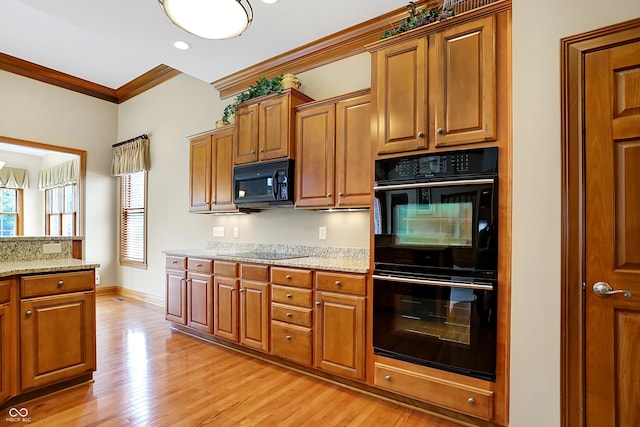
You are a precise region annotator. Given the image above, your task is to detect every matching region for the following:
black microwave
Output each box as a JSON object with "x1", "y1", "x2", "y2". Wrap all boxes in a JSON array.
[{"x1": 233, "y1": 159, "x2": 295, "y2": 208}]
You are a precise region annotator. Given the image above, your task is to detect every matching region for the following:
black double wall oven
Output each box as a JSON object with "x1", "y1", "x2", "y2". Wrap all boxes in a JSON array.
[{"x1": 373, "y1": 147, "x2": 498, "y2": 381}]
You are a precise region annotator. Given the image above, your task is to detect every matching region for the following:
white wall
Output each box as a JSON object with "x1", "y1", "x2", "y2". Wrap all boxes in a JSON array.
[
  {"x1": 511, "y1": 2, "x2": 640, "y2": 427},
  {"x1": 115, "y1": 58, "x2": 371, "y2": 300},
  {"x1": 0, "y1": 150, "x2": 43, "y2": 235},
  {"x1": 0, "y1": 70, "x2": 118, "y2": 285}
]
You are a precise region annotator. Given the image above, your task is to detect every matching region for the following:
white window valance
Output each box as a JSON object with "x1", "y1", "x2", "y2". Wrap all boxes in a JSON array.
[
  {"x1": 110, "y1": 135, "x2": 150, "y2": 176},
  {"x1": 38, "y1": 159, "x2": 78, "y2": 190},
  {"x1": 0, "y1": 167, "x2": 29, "y2": 189}
]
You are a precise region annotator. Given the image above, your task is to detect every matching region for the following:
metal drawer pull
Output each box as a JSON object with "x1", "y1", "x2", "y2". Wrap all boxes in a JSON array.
[
  {"x1": 316, "y1": 301, "x2": 320, "y2": 306},
  {"x1": 468, "y1": 397, "x2": 475, "y2": 405},
  {"x1": 26, "y1": 310, "x2": 33, "y2": 317},
  {"x1": 57, "y1": 280, "x2": 64, "y2": 288},
  {"x1": 417, "y1": 131, "x2": 425, "y2": 138},
  {"x1": 195, "y1": 263, "x2": 202, "y2": 267},
  {"x1": 286, "y1": 312, "x2": 292, "y2": 317},
  {"x1": 385, "y1": 375, "x2": 391, "y2": 381},
  {"x1": 334, "y1": 281, "x2": 341, "y2": 286},
  {"x1": 593, "y1": 282, "x2": 632, "y2": 298},
  {"x1": 239, "y1": 288, "x2": 244, "y2": 293},
  {"x1": 285, "y1": 274, "x2": 292, "y2": 280},
  {"x1": 285, "y1": 335, "x2": 292, "y2": 341},
  {"x1": 286, "y1": 293, "x2": 292, "y2": 298},
  {"x1": 172, "y1": 260, "x2": 178, "y2": 264}
]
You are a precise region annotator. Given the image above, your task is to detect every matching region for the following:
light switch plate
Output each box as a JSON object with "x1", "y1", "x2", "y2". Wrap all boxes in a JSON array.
[
  {"x1": 318, "y1": 226, "x2": 327, "y2": 240},
  {"x1": 213, "y1": 226, "x2": 225, "y2": 237},
  {"x1": 233, "y1": 227, "x2": 239, "y2": 238}
]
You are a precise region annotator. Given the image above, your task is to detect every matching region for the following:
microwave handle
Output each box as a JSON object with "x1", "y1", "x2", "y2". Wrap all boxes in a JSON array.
[
  {"x1": 272, "y1": 170, "x2": 279, "y2": 199},
  {"x1": 373, "y1": 178, "x2": 494, "y2": 191},
  {"x1": 372, "y1": 274, "x2": 494, "y2": 291}
]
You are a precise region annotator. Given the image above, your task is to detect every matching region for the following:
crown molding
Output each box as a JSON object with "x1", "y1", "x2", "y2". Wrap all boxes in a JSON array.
[{"x1": 0, "y1": 52, "x2": 179, "y2": 104}]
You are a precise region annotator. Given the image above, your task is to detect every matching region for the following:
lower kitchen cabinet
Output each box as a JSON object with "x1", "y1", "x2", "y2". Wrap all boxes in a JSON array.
[
  {"x1": 187, "y1": 272, "x2": 214, "y2": 334},
  {"x1": 315, "y1": 291, "x2": 365, "y2": 380},
  {"x1": 239, "y1": 264, "x2": 270, "y2": 352},
  {"x1": 0, "y1": 278, "x2": 13, "y2": 404},
  {"x1": 165, "y1": 268, "x2": 187, "y2": 325},
  {"x1": 213, "y1": 275, "x2": 238, "y2": 341},
  {"x1": 20, "y1": 271, "x2": 96, "y2": 392}
]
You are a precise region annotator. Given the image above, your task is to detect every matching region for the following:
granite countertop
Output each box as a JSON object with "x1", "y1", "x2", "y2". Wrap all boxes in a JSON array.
[
  {"x1": 0, "y1": 259, "x2": 100, "y2": 278},
  {"x1": 164, "y1": 249, "x2": 370, "y2": 274}
]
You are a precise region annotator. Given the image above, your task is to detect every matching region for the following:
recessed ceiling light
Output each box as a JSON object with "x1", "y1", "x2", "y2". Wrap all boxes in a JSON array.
[
  {"x1": 173, "y1": 40, "x2": 191, "y2": 50},
  {"x1": 262, "y1": 0, "x2": 278, "y2": 4}
]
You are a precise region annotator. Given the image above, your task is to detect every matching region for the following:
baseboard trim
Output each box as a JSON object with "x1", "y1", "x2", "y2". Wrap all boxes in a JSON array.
[{"x1": 95, "y1": 285, "x2": 164, "y2": 307}]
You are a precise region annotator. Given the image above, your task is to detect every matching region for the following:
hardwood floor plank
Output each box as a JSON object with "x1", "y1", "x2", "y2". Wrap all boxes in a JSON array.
[{"x1": 17, "y1": 295, "x2": 464, "y2": 426}]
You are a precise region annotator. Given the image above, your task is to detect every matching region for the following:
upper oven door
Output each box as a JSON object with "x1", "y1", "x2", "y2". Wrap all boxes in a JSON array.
[{"x1": 373, "y1": 177, "x2": 497, "y2": 279}]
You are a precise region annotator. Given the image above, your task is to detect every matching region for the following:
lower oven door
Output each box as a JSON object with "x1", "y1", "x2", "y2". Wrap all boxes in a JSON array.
[{"x1": 373, "y1": 274, "x2": 497, "y2": 381}]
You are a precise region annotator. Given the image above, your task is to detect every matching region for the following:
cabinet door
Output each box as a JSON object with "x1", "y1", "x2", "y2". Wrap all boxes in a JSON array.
[
  {"x1": 335, "y1": 94, "x2": 372, "y2": 207},
  {"x1": 234, "y1": 102, "x2": 259, "y2": 164},
  {"x1": 432, "y1": 15, "x2": 496, "y2": 147},
  {"x1": 0, "y1": 302, "x2": 12, "y2": 404},
  {"x1": 189, "y1": 135, "x2": 212, "y2": 212},
  {"x1": 240, "y1": 280, "x2": 269, "y2": 352},
  {"x1": 314, "y1": 291, "x2": 365, "y2": 380},
  {"x1": 211, "y1": 127, "x2": 236, "y2": 211},
  {"x1": 214, "y1": 276, "x2": 238, "y2": 341},
  {"x1": 259, "y1": 95, "x2": 290, "y2": 161},
  {"x1": 374, "y1": 37, "x2": 427, "y2": 155},
  {"x1": 187, "y1": 272, "x2": 213, "y2": 334},
  {"x1": 20, "y1": 291, "x2": 96, "y2": 391},
  {"x1": 165, "y1": 269, "x2": 187, "y2": 325},
  {"x1": 295, "y1": 103, "x2": 335, "y2": 208}
]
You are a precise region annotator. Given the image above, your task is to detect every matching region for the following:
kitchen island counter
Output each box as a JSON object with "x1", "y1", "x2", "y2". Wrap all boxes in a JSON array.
[{"x1": 0, "y1": 259, "x2": 100, "y2": 277}]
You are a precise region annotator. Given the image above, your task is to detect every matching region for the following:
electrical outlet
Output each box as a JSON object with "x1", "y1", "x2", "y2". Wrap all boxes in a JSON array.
[
  {"x1": 213, "y1": 226, "x2": 225, "y2": 237},
  {"x1": 318, "y1": 226, "x2": 327, "y2": 240},
  {"x1": 43, "y1": 243, "x2": 62, "y2": 254},
  {"x1": 233, "y1": 227, "x2": 239, "y2": 238},
  {"x1": 95, "y1": 273, "x2": 101, "y2": 285}
]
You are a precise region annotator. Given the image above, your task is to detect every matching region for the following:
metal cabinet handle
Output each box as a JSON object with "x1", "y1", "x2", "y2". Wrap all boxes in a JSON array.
[
  {"x1": 239, "y1": 288, "x2": 244, "y2": 293},
  {"x1": 259, "y1": 149, "x2": 265, "y2": 153},
  {"x1": 417, "y1": 131, "x2": 425, "y2": 138},
  {"x1": 195, "y1": 263, "x2": 202, "y2": 267},
  {"x1": 593, "y1": 282, "x2": 632, "y2": 298},
  {"x1": 172, "y1": 260, "x2": 178, "y2": 264},
  {"x1": 334, "y1": 280, "x2": 341, "y2": 286},
  {"x1": 315, "y1": 301, "x2": 321, "y2": 306},
  {"x1": 437, "y1": 128, "x2": 444, "y2": 135},
  {"x1": 26, "y1": 310, "x2": 33, "y2": 317},
  {"x1": 385, "y1": 375, "x2": 391, "y2": 381},
  {"x1": 250, "y1": 149, "x2": 256, "y2": 154},
  {"x1": 338, "y1": 192, "x2": 344, "y2": 197},
  {"x1": 285, "y1": 275, "x2": 292, "y2": 280},
  {"x1": 326, "y1": 193, "x2": 332, "y2": 198},
  {"x1": 286, "y1": 293, "x2": 292, "y2": 299},
  {"x1": 468, "y1": 397, "x2": 475, "y2": 405},
  {"x1": 57, "y1": 280, "x2": 64, "y2": 288},
  {"x1": 286, "y1": 312, "x2": 292, "y2": 317},
  {"x1": 285, "y1": 335, "x2": 292, "y2": 341}
]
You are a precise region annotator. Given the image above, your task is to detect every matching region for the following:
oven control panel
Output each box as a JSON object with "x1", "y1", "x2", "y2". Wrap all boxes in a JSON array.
[{"x1": 376, "y1": 147, "x2": 497, "y2": 181}]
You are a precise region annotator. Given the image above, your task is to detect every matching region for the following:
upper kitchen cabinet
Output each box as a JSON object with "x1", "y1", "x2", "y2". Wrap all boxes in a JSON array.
[
  {"x1": 234, "y1": 88, "x2": 314, "y2": 165},
  {"x1": 189, "y1": 126, "x2": 236, "y2": 213},
  {"x1": 295, "y1": 90, "x2": 372, "y2": 209},
  {"x1": 370, "y1": 38, "x2": 427, "y2": 155},
  {"x1": 430, "y1": 15, "x2": 496, "y2": 148}
]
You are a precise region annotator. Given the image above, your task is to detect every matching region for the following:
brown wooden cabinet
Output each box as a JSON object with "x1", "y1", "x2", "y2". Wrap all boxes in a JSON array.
[
  {"x1": 295, "y1": 90, "x2": 372, "y2": 209},
  {"x1": 189, "y1": 126, "x2": 236, "y2": 213},
  {"x1": 371, "y1": 37, "x2": 428, "y2": 155},
  {"x1": 234, "y1": 88, "x2": 313, "y2": 165},
  {"x1": 213, "y1": 261, "x2": 239, "y2": 341},
  {"x1": 430, "y1": 15, "x2": 496, "y2": 147},
  {"x1": 19, "y1": 271, "x2": 95, "y2": 391},
  {"x1": 0, "y1": 279, "x2": 14, "y2": 405},
  {"x1": 239, "y1": 264, "x2": 270, "y2": 352},
  {"x1": 186, "y1": 258, "x2": 214, "y2": 334},
  {"x1": 270, "y1": 266, "x2": 313, "y2": 366},
  {"x1": 314, "y1": 271, "x2": 366, "y2": 381},
  {"x1": 165, "y1": 256, "x2": 187, "y2": 325}
]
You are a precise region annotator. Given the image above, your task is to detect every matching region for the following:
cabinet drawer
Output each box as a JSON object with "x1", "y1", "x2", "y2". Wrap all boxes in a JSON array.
[
  {"x1": 316, "y1": 272, "x2": 366, "y2": 295},
  {"x1": 271, "y1": 267, "x2": 312, "y2": 288},
  {"x1": 271, "y1": 302, "x2": 312, "y2": 327},
  {"x1": 213, "y1": 260, "x2": 237, "y2": 277},
  {"x1": 0, "y1": 280, "x2": 10, "y2": 304},
  {"x1": 241, "y1": 264, "x2": 269, "y2": 281},
  {"x1": 271, "y1": 285, "x2": 312, "y2": 308},
  {"x1": 21, "y1": 270, "x2": 94, "y2": 298},
  {"x1": 188, "y1": 258, "x2": 214, "y2": 274},
  {"x1": 374, "y1": 363, "x2": 494, "y2": 420},
  {"x1": 166, "y1": 256, "x2": 186, "y2": 269},
  {"x1": 271, "y1": 320, "x2": 312, "y2": 366}
]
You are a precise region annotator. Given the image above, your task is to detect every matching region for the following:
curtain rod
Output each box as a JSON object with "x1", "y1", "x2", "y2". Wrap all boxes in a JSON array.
[{"x1": 112, "y1": 134, "x2": 148, "y2": 148}]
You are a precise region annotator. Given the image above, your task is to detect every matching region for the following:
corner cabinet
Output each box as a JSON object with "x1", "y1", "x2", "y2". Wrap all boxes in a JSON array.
[
  {"x1": 188, "y1": 126, "x2": 236, "y2": 213},
  {"x1": 295, "y1": 90, "x2": 372, "y2": 208},
  {"x1": 234, "y1": 88, "x2": 314, "y2": 165}
]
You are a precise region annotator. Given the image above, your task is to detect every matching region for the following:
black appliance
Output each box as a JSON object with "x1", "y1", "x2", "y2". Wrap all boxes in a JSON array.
[
  {"x1": 372, "y1": 147, "x2": 498, "y2": 380},
  {"x1": 233, "y1": 159, "x2": 294, "y2": 208}
]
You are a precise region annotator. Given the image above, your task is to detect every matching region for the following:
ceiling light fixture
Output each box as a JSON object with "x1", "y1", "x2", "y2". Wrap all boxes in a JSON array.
[
  {"x1": 261, "y1": 0, "x2": 279, "y2": 4},
  {"x1": 158, "y1": 0, "x2": 253, "y2": 40},
  {"x1": 173, "y1": 40, "x2": 191, "y2": 50}
]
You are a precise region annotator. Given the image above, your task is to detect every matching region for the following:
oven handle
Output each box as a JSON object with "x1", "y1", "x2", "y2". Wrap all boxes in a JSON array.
[
  {"x1": 373, "y1": 178, "x2": 494, "y2": 191},
  {"x1": 372, "y1": 274, "x2": 494, "y2": 291}
]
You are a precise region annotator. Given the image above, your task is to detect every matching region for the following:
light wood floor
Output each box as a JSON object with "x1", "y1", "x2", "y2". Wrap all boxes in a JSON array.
[{"x1": 20, "y1": 295, "x2": 464, "y2": 426}]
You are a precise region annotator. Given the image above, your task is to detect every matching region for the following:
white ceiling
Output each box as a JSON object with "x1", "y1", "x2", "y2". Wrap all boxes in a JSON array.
[{"x1": 0, "y1": 0, "x2": 411, "y2": 90}]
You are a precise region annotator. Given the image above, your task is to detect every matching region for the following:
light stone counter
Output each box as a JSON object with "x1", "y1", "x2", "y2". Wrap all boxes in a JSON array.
[{"x1": 0, "y1": 259, "x2": 100, "y2": 278}]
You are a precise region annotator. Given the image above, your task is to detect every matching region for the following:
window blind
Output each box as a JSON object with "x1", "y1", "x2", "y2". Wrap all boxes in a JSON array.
[{"x1": 120, "y1": 171, "x2": 147, "y2": 266}]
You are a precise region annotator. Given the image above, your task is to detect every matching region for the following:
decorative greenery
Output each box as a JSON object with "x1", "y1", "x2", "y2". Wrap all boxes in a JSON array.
[
  {"x1": 222, "y1": 75, "x2": 285, "y2": 123},
  {"x1": 381, "y1": 1, "x2": 454, "y2": 39}
]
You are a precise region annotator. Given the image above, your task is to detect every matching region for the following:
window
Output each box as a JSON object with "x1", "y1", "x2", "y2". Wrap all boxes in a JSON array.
[
  {"x1": 0, "y1": 188, "x2": 22, "y2": 236},
  {"x1": 45, "y1": 184, "x2": 77, "y2": 236},
  {"x1": 120, "y1": 171, "x2": 147, "y2": 267}
]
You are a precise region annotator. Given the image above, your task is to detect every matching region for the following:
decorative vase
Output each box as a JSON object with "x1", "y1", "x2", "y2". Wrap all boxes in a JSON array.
[
  {"x1": 215, "y1": 120, "x2": 230, "y2": 128},
  {"x1": 281, "y1": 73, "x2": 301, "y2": 90}
]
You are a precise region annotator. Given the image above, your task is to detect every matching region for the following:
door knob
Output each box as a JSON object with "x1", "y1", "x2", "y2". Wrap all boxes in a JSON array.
[{"x1": 593, "y1": 282, "x2": 632, "y2": 298}]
